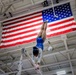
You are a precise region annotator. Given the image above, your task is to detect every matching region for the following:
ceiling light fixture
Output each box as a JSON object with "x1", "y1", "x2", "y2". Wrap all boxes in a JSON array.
[{"x1": 56, "y1": 70, "x2": 66, "y2": 75}]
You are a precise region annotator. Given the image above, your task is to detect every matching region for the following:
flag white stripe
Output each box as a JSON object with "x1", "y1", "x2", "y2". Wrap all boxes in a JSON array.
[
  {"x1": 2, "y1": 25, "x2": 72, "y2": 41},
  {"x1": 2, "y1": 30, "x2": 40, "y2": 41},
  {"x1": 3, "y1": 20, "x2": 43, "y2": 32},
  {"x1": 3, "y1": 12, "x2": 42, "y2": 24},
  {"x1": 1, "y1": 26, "x2": 72, "y2": 45},
  {"x1": 2, "y1": 17, "x2": 72, "y2": 32},
  {"x1": 47, "y1": 16, "x2": 74, "y2": 25},
  {"x1": 48, "y1": 26, "x2": 72, "y2": 35},
  {"x1": 3, "y1": 16, "x2": 42, "y2": 29},
  {"x1": 2, "y1": 19, "x2": 74, "y2": 36},
  {"x1": 72, "y1": 24, "x2": 76, "y2": 28},
  {"x1": 48, "y1": 20, "x2": 74, "y2": 29},
  {"x1": 2, "y1": 16, "x2": 74, "y2": 34},
  {"x1": 1, "y1": 35, "x2": 37, "y2": 45},
  {"x1": 3, "y1": 17, "x2": 74, "y2": 32},
  {"x1": 3, "y1": 16, "x2": 73, "y2": 29},
  {"x1": 2, "y1": 25, "x2": 41, "y2": 36}
]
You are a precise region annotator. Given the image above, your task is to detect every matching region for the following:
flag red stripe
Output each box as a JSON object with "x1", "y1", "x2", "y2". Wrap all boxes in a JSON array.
[
  {"x1": 3, "y1": 21, "x2": 42, "y2": 30},
  {"x1": 3, "y1": 11, "x2": 41, "y2": 23},
  {"x1": 1, "y1": 28, "x2": 73, "y2": 48},
  {"x1": 3, "y1": 22, "x2": 42, "y2": 33},
  {"x1": 2, "y1": 19, "x2": 74, "y2": 38},
  {"x1": 0, "y1": 38, "x2": 36, "y2": 48},
  {"x1": 72, "y1": 22, "x2": 76, "y2": 31},
  {"x1": 47, "y1": 29, "x2": 73, "y2": 37},
  {"x1": 2, "y1": 29, "x2": 37, "y2": 38},
  {"x1": 3, "y1": 17, "x2": 74, "y2": 30},
  {"x1": 2, "y1": 33, "x2": 37, "y2": 42},
  {"x1": 2, "y1": 22, "x2": 74, "y2": 39},
  {"x1": 3, "y1": 14, "x2": 42, "y2": 26},
  {"x1": 50, "y1": 23, "x2": 75, "y2": 31},
  {"x1": 3, "y1": 18, "x2": 73, "y2": 33},
  {"x1": 48, "y1": 18, "x2": 74, "y2": 27},
  {"x1": 3, "y1": 18, "x2": 42, "y2": 31},
  {"x1": 73, "y1": 28, "x2": 76, "y2": 31},
  {"x1": 2, "y1": 22, "x2": 42, "y2": 34}
]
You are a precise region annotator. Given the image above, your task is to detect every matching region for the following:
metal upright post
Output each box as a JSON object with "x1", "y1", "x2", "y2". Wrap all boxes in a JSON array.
[
  {"x1": 61, "y1": 34, "x2": 74, "y2": 75},
  {"x1": 17, "y1": 54, "x2": 23, "y2": 75}
]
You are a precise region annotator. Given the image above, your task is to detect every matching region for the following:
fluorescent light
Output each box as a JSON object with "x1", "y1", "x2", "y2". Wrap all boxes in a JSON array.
[{"x1": 56, "y1": 70, "x2": 66, "y2": 75}]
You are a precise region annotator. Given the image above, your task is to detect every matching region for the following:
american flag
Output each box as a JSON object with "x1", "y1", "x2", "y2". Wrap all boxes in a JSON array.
[{"x1": 0, "y1": 2, "x2": 76, "y2": 48}]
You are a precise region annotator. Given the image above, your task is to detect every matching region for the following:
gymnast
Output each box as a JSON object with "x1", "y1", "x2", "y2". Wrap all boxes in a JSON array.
[{"x1": 32, "y1": 21, "x2": 47, "y2": 69}]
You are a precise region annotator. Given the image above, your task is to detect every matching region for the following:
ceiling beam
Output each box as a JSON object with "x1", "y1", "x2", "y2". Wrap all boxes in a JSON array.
[
  {"x1": 0, "y1": 48, "x2": 75, "y2": 68},
  {"x1": 0, "y1": 0, "x2": 25, "y2": 15},
  {"x1": 61, "y1": 34, "x2": 74, "y2": 75},
  {"x1": 0, "y1": 67, "x2": 71, "y2": 75},
  {"x1": 54, "y1": 55, "x2": 61, "y2": 69},
  {"x1": 0, "y1": 36, "x2": 62, "y2": 55},
  {"x1": 41, "y1": 58, "x2": 50, "y2": 71},
  {"x1": 1, "y1": 34, "x2": 75, "y2": 56},
  {"x1": 30, "y1": 0, "x2": 34, "y2": 5},
  {"x1": 70, "y1": 48, "x2": 75, "y2": 58},
  {"x1": 0, "y1": 0, "x2": 24, "y2": 6},
  {"x1": 0, "y1": 61, "x2": 12, "y2": 72},
  {"x1": 2, "y1": 4, "x2": 12, "y2": 14},
  {"x1": 0, "y1": 33, "x2": 75, "y2": 56},
  {"x1": 0, "y1": 68, "x2": 5, "y2": 74},
  {"x1": 16, "y1": 54, "x2": 23, "y2": 75},
  {"x1": 0, "y1": 0, "x2": 71, "y2": 22},
  {"x1": 0, "y1": 58, "x2": 76, "y2": 75}
]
